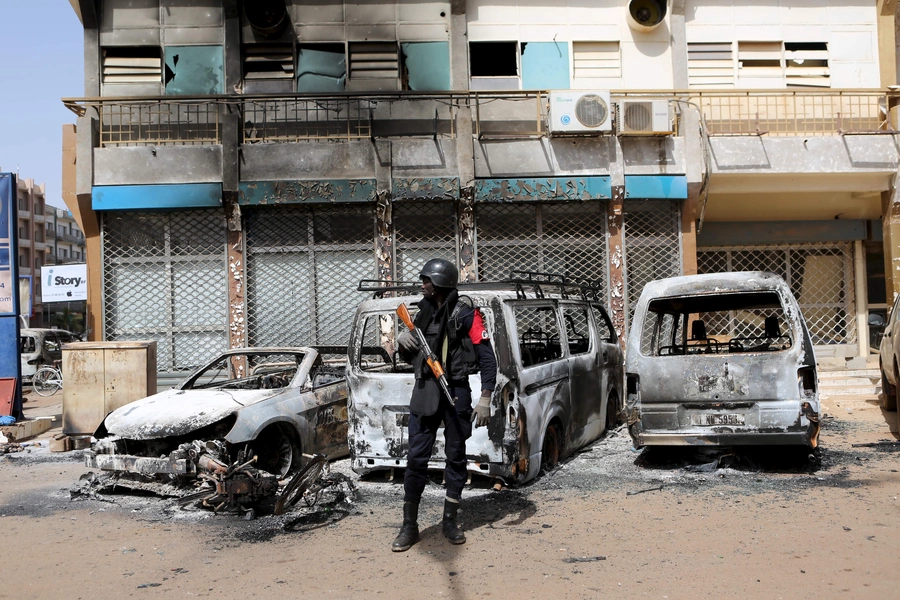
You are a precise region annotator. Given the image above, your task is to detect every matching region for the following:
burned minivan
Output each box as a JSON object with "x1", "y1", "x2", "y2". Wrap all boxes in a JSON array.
[
  {"x1": 625, "y1": 272, "x2": 819, "y2": 449},
  {"x1": 347, "y1": 275, "x2": 624, "y2": 485}
]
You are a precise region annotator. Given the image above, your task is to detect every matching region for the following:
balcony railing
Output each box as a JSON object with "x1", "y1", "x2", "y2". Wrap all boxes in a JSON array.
[{"x1": 63, "y1": 89, "x2": 899, "y2": 147}]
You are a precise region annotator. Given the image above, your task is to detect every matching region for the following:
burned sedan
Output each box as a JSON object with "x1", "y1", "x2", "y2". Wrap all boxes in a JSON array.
[
  {"x1": 86, "y1": 347, "x2": 351, "y2": 508},
  {"x1": 625, "y1": 272, "x2": 819, "y2": 449}
]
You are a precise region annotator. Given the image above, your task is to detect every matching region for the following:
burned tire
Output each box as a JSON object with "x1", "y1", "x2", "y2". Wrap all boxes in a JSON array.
[
  {"x1": 251, "y1": 425, "x2": 300, "y2": 478},
  {"x1": 274, "y1": 454, "x2": 326, "y2": 516},
  {"x1": 541, "y1": 423, "x2": 561, "y2": 472},
  {"x1": 882, "y1": 361, "x2": 898, "y2": 411}
]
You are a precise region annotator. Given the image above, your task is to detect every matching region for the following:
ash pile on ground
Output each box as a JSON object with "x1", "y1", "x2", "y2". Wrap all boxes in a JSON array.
[{"x1": 4, "y1": 413, "x2": 894, "y2": 541}]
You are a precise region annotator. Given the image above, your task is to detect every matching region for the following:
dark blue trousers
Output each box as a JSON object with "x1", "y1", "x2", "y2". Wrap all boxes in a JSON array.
[{"x1": 404, "y1": 385, "x2": 473, "y2": 501}]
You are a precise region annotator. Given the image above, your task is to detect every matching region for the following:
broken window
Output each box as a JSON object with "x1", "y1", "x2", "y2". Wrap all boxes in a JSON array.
[
  {"x1": 643, "y1": 292, "x2": 792, "y2": 357},
  {"x1": 469, "y1": 41, "x2": 518, "y2": 77},
  {"x1": 357, "y1": 312, "x2": 414, "y2": 373},
  {"x1": 297, "y1": 43, "x2": 347, "y2": 93},
  {"x1": 561, "y1": 306, "x2": 592, "y2": 355},
  {"x1": 242, "y1": 43, "x2": 294, "y2": 93},
  {"x1": 573, "y1": 41, "x2": 621, "y2": 81},
  {"x1": 348, "y1": 42, "x2": 399, "y2": 81},
  {"x1": 102, "y1": 46, "x2": 162, "y2": 85},
  {"x1": 164, "y1": 45, "x2": 225, "y2": 95},
  {"x1": 687, "y1": 42, "x2": 734, "y2": 88},
  {"x1": 785, "y1": 42, "x2": 829, "y2": 88},
  {"x1": 400, "y1": 42, "x2": 450, "y2": 91},
  {"x1": 515, "y1": 305, "x2": 562, "y2": 367},
  {"x1": 738, "y1": 41, "x2": 783, "y2": 86}
]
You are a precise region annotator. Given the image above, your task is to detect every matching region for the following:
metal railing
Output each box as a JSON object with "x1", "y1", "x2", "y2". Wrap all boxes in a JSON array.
[
  {"x1": 682, "y1": 89, "x2": 893, "y2": 137},
  {"x1": 62, "y1": 89, "x2": 899, "y2": 147}
]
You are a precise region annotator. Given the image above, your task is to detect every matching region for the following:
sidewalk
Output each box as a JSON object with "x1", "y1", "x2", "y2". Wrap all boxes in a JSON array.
[{"x1": 1, "y1": 387, "x2": 64, "y2": 446}]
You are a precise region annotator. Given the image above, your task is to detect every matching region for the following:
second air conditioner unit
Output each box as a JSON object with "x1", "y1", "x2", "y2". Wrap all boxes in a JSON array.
[
  {"x1": 617, "y1": 100, "x2": 673, "y2": 135},
  {"x1": 548, "y1": 91, "x2": 613, "y2": 134}
]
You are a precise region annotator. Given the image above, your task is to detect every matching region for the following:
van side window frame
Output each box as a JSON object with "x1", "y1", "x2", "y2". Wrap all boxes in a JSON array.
[{"x1": 512, "y1": 301, "x2": 564, "y2": 369}]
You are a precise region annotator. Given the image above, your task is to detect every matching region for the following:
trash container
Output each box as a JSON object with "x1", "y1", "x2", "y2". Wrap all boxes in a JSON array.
[{"x1": 62, "y1": 341, "x2": 157, "y2": 436}]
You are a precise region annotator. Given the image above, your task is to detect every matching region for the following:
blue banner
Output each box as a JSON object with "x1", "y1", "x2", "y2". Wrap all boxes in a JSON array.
[{"x1": 0, "y1": 173, "x2": 22, "y2": 419}]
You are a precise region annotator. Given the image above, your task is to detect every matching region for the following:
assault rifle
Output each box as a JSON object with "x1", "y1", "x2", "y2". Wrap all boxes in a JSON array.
[{"x1": 396, "y1": 303, "x2": 457, "y2": 407}]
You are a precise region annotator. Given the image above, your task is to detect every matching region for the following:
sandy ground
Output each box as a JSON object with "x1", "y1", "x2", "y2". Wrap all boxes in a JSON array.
[{"x1": 1, "y1": 389, "x2": 899, "y2": 600}]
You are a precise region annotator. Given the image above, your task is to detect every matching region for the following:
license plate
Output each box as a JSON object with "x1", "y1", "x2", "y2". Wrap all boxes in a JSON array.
[{"x1": 691, "y1": 413, "x2": 745, "y2": 426}]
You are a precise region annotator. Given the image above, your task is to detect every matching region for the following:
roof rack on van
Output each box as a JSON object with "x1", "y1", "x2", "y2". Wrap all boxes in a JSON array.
[
  {"x1": 504, "y1": 271, "x2": 605, "y2": 301},
  {"x1": 358, "y1": 272, "x2": 605, "y2": 301},
  {"x1": 358, "y1": 280, "x2": 422, "y2": 298}
]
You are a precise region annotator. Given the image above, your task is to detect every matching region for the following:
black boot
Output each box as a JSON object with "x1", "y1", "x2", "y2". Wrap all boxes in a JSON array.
[
  {"x1": 441, "y1": 498, "x2": 466, "y2": 545},
  {"x1": 391, "y1": 500, "x2": 420, "y2": 552}
]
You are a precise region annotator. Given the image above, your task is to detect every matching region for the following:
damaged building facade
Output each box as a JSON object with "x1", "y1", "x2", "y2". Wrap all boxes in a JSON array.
[{"x1": 62, "y1": 0, "x2": 900, "y2": 380}]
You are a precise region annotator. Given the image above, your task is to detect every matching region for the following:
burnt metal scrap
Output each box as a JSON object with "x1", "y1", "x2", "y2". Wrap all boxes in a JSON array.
[{"x1": 82, "y1": 347, "x2": 353, "y2": 515}]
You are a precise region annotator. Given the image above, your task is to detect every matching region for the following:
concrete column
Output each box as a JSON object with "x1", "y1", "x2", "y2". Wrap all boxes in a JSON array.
[
  {"x1": 607, "y1": 186, "x2": 625, "y2": 347},
  {"x1": 670, "y1": 0, "x2": 688, "y2": 89},
  {"x1": 682, "y1": 187, "x2": 700, "y2": 276},
  {"x1": 67, "y1": 115, "x2": 102, "y2": 341},
  {"x1": 458, "y1": 186, "x2": 476, "y2": 282},
  {"x1": 80, "y1": 0, "x2": 100, "y2": 97},
  {"x1": 224, "y1": 193, "x2": 246, "y2": 353},
  {"x1": 375, "y1": 191, "x2": 393, "y2": 283},
  {"x1": 450, "y1": 0, "x2": 477, "y2": 282},
  {"x1": 608, "y1": 134, "x2": 626, "y2": 346},
  {"x1": 882, "y1": 175, "x2": 900, "y2": 306},
  {"x1": 854, "y1": 239, "x2": 869, "y2": 357}
]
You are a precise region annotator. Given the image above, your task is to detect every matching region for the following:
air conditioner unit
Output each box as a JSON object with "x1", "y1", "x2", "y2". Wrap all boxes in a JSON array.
[
  {"x1": 548, "y1": 91, "x2": 612, "y2": 134},
  {"x1": 617, "y1": 100, "x2": 673, "y2": 135}
]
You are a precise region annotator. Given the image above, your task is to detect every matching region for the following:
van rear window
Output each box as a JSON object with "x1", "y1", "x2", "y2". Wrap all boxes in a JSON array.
[
  {"x1": 357, "y1": 312, "x2": 416, "y2": 373},
  {"x1": 641, "y1": 292, "x2": 792, "y2": 356}
]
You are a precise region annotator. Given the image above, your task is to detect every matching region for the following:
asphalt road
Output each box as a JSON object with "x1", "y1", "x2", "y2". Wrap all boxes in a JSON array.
[{"x1": 1, "y1": 392, "x2": 898, "y2": 600}]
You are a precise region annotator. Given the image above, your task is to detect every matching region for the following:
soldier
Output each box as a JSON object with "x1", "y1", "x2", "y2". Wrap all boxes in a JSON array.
[{"x1": 392, "y1": 258, "x2": 498, "y2": 552}]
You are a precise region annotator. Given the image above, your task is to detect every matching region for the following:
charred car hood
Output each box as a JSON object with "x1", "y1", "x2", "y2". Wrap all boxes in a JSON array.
[{"x1": 103, "y1": 388, "x2": 283, "y2": 440}]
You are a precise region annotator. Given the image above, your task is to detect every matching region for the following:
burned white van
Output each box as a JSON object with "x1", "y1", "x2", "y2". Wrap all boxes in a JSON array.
[
  {"x1": 625, "y1": 272, "x2": 819, "y2": 449},
  {"x1": 347, "y1": 275, "x2": 624, "y2": 485}
]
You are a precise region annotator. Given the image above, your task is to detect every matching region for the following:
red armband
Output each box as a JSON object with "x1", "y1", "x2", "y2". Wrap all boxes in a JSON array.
[{"x1": 469, "y1": 309, "x2": 489, "y2": 344}]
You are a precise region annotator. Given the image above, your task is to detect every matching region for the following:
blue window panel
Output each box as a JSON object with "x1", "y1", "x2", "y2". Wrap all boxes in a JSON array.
[
  {"x1": 165, "y1": 45, "x2": 224, "y2": 95},
  {"x1": 297, "y1": 45, "x2": 347, "y2": 93},
  {"x1": 624, "y1": 175, "x2": 687, "y2": 199},
  {"x1": 475, "y1": 177, "x2": 610, "y2": 202},
  {"x1": 401, "y1": 42, "x2": 451, "y2": 91},
  {"x1": 92, "y1": 184, "x2": 223, "y2": 210},
  {"x1": 238, "y1": 180, "x2": 377, "y2": 205},
  {"x1": 521, "y1": 42, "x2": 569, "y2": 90}
]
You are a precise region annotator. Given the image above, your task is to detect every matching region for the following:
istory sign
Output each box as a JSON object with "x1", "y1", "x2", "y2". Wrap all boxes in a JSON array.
[{"x1": 41, "y1": 264, "x2": 87, "y2": 302}]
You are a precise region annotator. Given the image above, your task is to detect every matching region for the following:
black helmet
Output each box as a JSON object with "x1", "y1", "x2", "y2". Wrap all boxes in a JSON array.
[{"x1": 419, "y1": 258, "x2": 458, "y2": 289}]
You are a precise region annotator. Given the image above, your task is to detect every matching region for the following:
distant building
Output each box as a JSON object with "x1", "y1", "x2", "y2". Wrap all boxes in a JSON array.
[
  {"x1": 46, "y1": 207, "x2": 86, "y2": 266},
  {"x1": 13, "y1": 177, "x2": 48, "y2": 327},
  {"x1": 5, "y1": 172, "x2": 86, "y2": 329}
]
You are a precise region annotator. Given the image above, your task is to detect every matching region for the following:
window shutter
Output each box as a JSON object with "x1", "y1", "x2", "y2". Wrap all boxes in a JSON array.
[
  {"x1": 349, "y1": 42, "x2": 399, "y2": 80},
  {"x1": 102, "y1": 47, "x2": 162, "y2": 84},
  {"x1": 687, "y1": 42, "x2": 734, "y2": 88}
]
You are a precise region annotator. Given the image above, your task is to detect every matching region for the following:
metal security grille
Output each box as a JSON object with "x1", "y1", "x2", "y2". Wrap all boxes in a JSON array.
[
  {"x1": 102, "y1": 210, "x2": 227, "y2": 373},
  {"x1": 698, "y1": 243, "x2": 857, "y2": 346},
  {"x1": 623, "y1": 200, "x2": 682, "y2": 344},
  {"x1": 474, "y1": 202, "x2": 609, "y2": 300},
  {"x1": 393, "y1": 201, "x2": 458, "y2": 281},
  {"x1": 245, "y1": 205, "x2": 376, "y2": 348}
]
